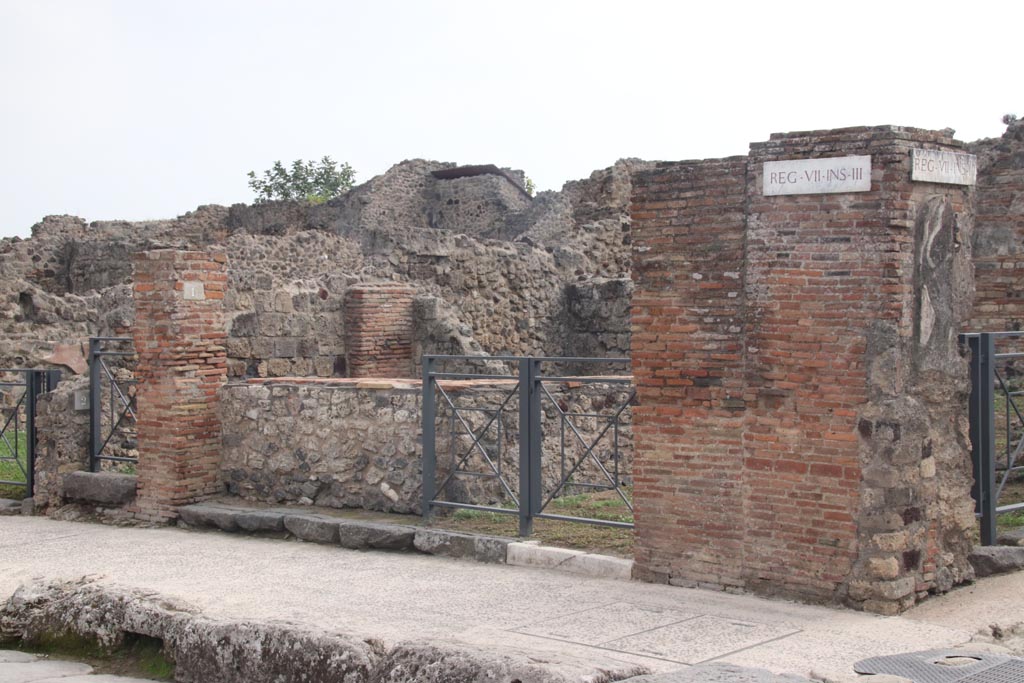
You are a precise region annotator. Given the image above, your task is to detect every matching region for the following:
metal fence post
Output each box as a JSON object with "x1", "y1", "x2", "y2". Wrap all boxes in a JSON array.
[
  {"x1": 88, "y1": 338, "x2": 101, "y2": 473},
  {"x1": 518, "y1": 358, "x2": 533, "y2": 537},
  {"x1": 45, "y1": 369, "x2": 61, "y2": 393},
  {"x1": 968, "y1": 334, "x2": 998, "y2": 545},
  {"x1": 24, "y1": 370, "x2": 41, "y2": 498},
  {"x1": 421, "y1": 356, "x2": 436, "y2": 521},
  {"x1": 528, "y1": 358, "x2": 543, "y2": 527}
]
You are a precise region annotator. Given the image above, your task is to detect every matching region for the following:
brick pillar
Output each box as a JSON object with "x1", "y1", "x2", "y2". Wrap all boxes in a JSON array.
[
  {"x1": 630, "y1": 126, "x2": 976, "y2": 612},
  {"x1": 132, "y1": 250, "x2": 227, "y2": 522},
  {"x1": 344, "y1": 284, "x2": 416, "y2": 378},
  {"x1": 630, "y1": 158, "x2": 749, "y2": 591},
  {"x1": 966, "y1": 118, "x2": 1024, "y2": 330}
]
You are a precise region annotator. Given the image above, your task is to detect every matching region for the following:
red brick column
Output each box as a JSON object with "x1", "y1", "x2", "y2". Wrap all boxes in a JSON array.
[
  {"x1": 132, "y1": 250, "x2": 227, "y2": 522},
  {"x1": 344, "y1": 284, "x2": 415, "y2": 378},
  {"x1": 630, "y1": 159, "x2": 749, "y2": 590},
  {"x1": 630, "y1": 126, "x2": 976, "y2": 612}
]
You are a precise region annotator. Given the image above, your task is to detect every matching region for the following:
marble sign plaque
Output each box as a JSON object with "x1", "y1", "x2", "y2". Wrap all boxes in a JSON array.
[
  {"x1": 183, "y1": 281, "x2": 206, "y2": 301},
  {"x1": 762, "y1": 155, "x2": 871, "y2": 196},
  {"x1": 911, "y1": 148, "x2": 977, "y2": 185}
]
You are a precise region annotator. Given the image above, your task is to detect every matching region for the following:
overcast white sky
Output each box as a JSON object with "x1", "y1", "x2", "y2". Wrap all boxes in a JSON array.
[{"x1": 0, "y1": 0, "x2": 1019, "y2": 237}]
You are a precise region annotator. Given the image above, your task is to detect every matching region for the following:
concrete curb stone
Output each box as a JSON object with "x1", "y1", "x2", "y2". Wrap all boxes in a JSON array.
[
  {"x1": 235, "y1": 510, "x2": 286, "y2": 533},
  {"x1": 969, "y1": 545, "x2": 1024, "y2": 577},
  {"x1": 61, "y1": 472, "x2": 137, "y2": 506},
  {"x1": 282, "y1": 514, "x2": 340, "y2": 544},
  {"x1": 175, "y1": 503, "x2": 637, "y2": 579},
  {"x1": 177, "y1": 504, "x2": 241, "y2": 531},
  {"x1": 0, "y1": 499, "x2": 21, "y2": 516},
  {"x1": 412, "y1": 528, "x2": 509, "y2": 563},
  {"x1": 508, "y1": 541, "x2": 633, "y2": 580},
  {"x1": 998, "y1": 528, "x2": 1024, "y2": 547},
  {"x1": 336, "y1": 520, "x2": 415, "y2": 551}
]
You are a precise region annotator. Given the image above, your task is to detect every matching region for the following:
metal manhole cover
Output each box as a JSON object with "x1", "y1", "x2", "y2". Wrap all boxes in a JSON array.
[{"x1": 854, "y1": 649, "x2": 1024, "y2": 683}]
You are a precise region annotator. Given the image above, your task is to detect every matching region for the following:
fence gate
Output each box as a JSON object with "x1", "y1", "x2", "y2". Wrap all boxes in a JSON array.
[
  {"x1": 88, "y1": 337, "x2": 138, "y2": 472},
  {"x1": 421, "y1": 355, "x2": 635, "y2": 536},
  {"x1": 0, "y1": 369, "x2": 60, "y2": 498},
  {"x1": 963, "y1": 332, "x2": 1024, "y2": 545}
]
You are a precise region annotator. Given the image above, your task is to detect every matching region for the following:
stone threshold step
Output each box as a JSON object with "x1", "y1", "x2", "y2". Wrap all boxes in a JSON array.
[{"x1": 177, "y1": 502, "x2": 633, "y2": 581}]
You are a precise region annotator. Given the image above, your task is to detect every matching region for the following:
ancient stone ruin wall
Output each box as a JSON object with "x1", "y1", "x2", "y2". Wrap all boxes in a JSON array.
[
  {"x1": 630, "y1": 126, "x2": 976, "y2": 613},
  {"x1": 966, "y1": 117, "x2": 1024, "y2": 331},
  {"x1": 0, "y1": 159, "x2": 640, "y2": 380},
  {"x1": 428, "y1": 170, "x2": 532, "y2": 234},
  {"x1": 563, "y1": 277, "x2": 633, "y2": 362},
  {"x1": 32, "y1": 375, "x2": 91, "y2": 510},
  {"x1": 222, "y1": 231, "x2": 364, "y2": 378}
]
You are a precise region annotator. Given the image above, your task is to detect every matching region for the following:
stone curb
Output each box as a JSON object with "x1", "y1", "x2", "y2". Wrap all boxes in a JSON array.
[
  {"x1": 0, "y1": 498, "x2": 22, "y2": 516},
  {"x1": 174, "y1": 503, "x2": 633, "y2": 580},
  {"x1": 176, "y1": 504, "x2": 508, "y2": 562},
  {"x1": 968, "y1": 545, "x2": 1024, "y2": 577},
  {"x1": 507, "y1": 541, "x2": 633, "y2": 581},
  {"x1": 62, "y1": 471, "x2": 137, "y2": 506}
]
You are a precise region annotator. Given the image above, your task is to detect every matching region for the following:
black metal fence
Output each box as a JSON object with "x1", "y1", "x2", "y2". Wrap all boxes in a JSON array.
[
  {"x1": 0, "y1": 369, "x2": 60, "y2": 497},
  {"x1": 963, "y1": 332, "x2": 1024, "y2": 545},
  {"x1": 88, "y1": 337, "x2": 138, "y2": 472},
  {"x1": 421, "y1": 355, "x2": 635, "y2": 536}
]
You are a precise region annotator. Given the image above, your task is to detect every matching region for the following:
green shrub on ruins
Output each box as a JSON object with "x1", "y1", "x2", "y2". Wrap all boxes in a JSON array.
[{"x1": 247, "y1": 156, "x2": 356, "y2": 205}]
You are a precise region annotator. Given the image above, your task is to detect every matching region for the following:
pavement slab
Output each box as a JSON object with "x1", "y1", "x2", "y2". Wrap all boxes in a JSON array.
[
  {"x1": 0, "y1": 517, "x2": 1015, "y2": 681},
  {"x1": 0, "y1": 660, "x2": 92, "y2": 682}
]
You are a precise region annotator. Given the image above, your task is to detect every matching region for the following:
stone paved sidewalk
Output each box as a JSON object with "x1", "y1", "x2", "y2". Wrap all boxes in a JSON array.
[{"x1": 1, "y1": 517, "x2": 1022, "y2": 682}]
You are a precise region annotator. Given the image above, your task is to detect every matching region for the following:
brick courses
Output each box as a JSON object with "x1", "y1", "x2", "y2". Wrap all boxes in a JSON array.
[
  {"x1": 131, "y1": 250, "x2": 227, "y2": 522},
  {"x1": 344, "y1": 284, "x2": 416, "y2": 378},
  {"x1": 631, "y1": 126, "x2": 976, "y2": 611},
  {"x1": 966, "y1": 118, "x2": 1024, "y2": 331}
]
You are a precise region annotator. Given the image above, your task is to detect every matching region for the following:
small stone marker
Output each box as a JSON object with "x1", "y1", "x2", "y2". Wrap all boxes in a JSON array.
[
  {"x1": 762, "y1": 155, "x2": 871, "y2": 196},
  {"x1": 182, "y1": 281, "x2": 205, "y2": 300},
  {"x1": 911, "y1": 148, "x2": 977, "y2": 185}
]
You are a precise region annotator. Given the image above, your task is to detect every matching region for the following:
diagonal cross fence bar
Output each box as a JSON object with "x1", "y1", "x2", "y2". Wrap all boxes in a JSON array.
[
  {"x1": 994, "y1": 368, "x2": 1024, "y2": 506},
  {"x1": 0, "y1": 369, "x2": 59, "y2": 496},
  {"x1": 536, "y1": 380, "x2": 636, "y2": 514},
  {"x1": 962, "y1": 332, "x2": 1024, "y2": 544},
  {"x1": 432, "y1": 380, "x2": 521, "y2": 506},
  {"x1": 88, "y1": 337, "x2": 139, "y2": 471},
  {"x1": 421, "y1": 355, "x2": 635, "y2": 537}
]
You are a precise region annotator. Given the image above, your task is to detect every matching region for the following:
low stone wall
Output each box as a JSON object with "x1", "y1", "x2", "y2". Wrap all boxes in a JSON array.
[
  {"x1": 33, "y1": 374, "x2": 90, "y2": 509},
  {"x1": 219, "y1": 377, "x2": 634, "y2": 515},
  {"x1": 220, "y1": 380, "x2": 422, "y2": 513}
]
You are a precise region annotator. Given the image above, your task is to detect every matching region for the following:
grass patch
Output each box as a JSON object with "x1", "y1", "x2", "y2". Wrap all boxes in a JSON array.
[
  {"x1": 8, "y1": 631, "x2": 174, "y2": 681},
  {"x1": 0, "y1": 429, "x2": 27, "y2": 500},
  {"x1": 999, "y1": 510, "x2": 1024, "y2": 532},
  {"x1": 997, "y1": 473, "x2": 1024, "y2": 533},
  {"x1": 433, "y1": 488, "x2": 634, "y2": 557}
]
